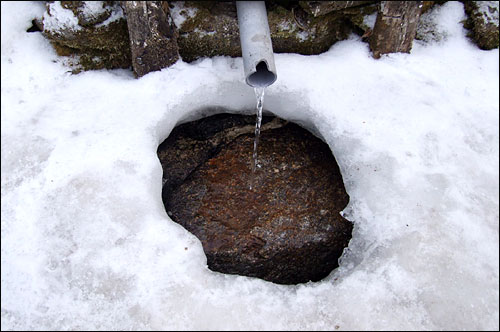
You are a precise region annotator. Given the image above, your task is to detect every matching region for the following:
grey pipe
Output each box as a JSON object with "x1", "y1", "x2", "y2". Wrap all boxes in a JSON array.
[{"x1": 236, "y1": 1, "x2": 277, "y2": 88}]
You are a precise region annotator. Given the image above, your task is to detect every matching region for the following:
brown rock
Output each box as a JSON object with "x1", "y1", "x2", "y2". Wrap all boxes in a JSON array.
[
  {"x1": 60, "y1": 1, "x2": 113, "y2": 27},
  {"x1": 170, "y1": 1, "x2": 376, "y2": 62},
  {"x1": 420, "y1": 1, "x2": 436, "y2": 15},
  {"x1": 171, "y1": 1, "x2": 241, "y2": 62},
  {"x1": 299, "y1": 1, "x2": 376, "y2": 17},
  {"x1": 159, "y1": 114, "x2": 352, "y2": 284},
  {"x1": 268, "y1": 4, "x2": 353, "y2": 56},
  {"x1": 158, "y1": 114, "x2": 286, "y2": 201},
  {"x1": 40, "y1": 1, "x2": 380, "y2": 72},
  {"x1": 464, "y1": 1, "x2": 499, "y2": 50},
  {"x1": 42, "y1": 1, "x2": 131, "y2": 72}
]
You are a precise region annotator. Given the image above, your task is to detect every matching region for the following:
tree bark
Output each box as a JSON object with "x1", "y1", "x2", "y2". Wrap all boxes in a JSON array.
[
  {"x1": 368, "y1": 1, "x2": 422, "y2": 59},
  {"x1": 122, "y1": 1, "x2": 179, "y2": 77}
]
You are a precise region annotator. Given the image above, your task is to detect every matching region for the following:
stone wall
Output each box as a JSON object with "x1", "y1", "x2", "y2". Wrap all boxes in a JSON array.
[{"x1": 37, "y1": 1, "x2": 499, "y2": 76}]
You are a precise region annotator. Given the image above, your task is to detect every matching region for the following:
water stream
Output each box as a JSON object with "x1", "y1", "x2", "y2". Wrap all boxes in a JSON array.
[
  {"x1": 252, "y1": 87, "x2": 265, "y2": 173},
  {"x1": 250, "y1": 87, "x2": 265, "y2": 190}
]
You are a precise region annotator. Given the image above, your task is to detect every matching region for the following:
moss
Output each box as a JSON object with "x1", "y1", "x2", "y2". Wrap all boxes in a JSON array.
[
  {"x1": 421, "y1": 1, "x2": 436, "y2": 14},
  {"x1": 60, "y1": 1, "x2": 115, "y2": 27},
  {"x1": 44, "y1": 18, "x2": 131, "y2": 71},
  {"x1": 50, "y1": 41, "x2": 76, "y2": 57},
  {"x1": 176, "y1": 1, "x2": 362, "y2": 61},
  {"x1": 44, "y1": 0, "x2": 383, "y2": 71},
  {"x1": 176, "y1": 1, "x2": 240, "y2": 62},
  {"x1": 269, "y1": 6, "x2": 353, "y2": 55},
  {"x1": 469, "y1": 21, "x2": 499, "y2": 49},
  {"x1": 464, "y1": 1, "x2": 499, "y2": 50}
]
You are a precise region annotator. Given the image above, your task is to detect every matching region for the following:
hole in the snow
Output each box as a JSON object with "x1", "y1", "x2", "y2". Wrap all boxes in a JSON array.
[
  {"x1": 158, "y1": 113, "x2": 352, "y2": 285},
  {"x1": 26, "y1": 19, "x2": 42, "y2": 33}
]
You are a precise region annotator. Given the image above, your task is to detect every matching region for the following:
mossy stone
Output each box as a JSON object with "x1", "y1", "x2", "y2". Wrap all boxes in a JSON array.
[
  {"x1": 43, "y1": 18, "x2": 131, "y2": 72},
  {"x1": 464, "y1": 1, "x2": 499, "y2": 50}
]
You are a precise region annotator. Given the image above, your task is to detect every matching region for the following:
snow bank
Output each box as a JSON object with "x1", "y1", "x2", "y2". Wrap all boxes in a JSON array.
[{"x1": 1, "y1": 1, "x2": 498, "y2": 330}]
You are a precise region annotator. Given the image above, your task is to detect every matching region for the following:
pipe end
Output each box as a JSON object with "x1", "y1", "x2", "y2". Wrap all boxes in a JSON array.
[{"x1": 246, "y1": 61, "x2": 277, "y2": 88}]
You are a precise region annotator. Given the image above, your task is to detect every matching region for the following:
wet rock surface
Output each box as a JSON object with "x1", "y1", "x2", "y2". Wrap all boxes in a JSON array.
[{"x1": 158, "y1": 114, "x2": 352, "y2": 284}]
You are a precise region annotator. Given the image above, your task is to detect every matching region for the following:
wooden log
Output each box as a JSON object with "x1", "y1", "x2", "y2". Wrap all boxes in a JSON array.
[
  {"x1": 122, "y1": 1, "x2": 179, "y2": 77},
  {"x1": 368, "y1": 1, "x2": 422, "y2": 59}
]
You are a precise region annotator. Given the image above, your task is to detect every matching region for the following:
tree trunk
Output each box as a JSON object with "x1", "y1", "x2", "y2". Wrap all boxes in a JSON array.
[
  {"x1": 369, "y1": 1, "x2": 422, "y2": 59},
  {"x1": 122, "y1": 1, "x2": 179, "y2": 77}
]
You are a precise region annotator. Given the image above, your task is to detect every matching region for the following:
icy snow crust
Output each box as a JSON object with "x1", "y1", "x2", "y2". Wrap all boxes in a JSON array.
[{"x1": 1, "y1": 2, "x2": 498, "y2": 330}]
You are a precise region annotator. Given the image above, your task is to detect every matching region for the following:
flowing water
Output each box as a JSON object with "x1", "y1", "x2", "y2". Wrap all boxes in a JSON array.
[
  {"x1": 250, "y1": 87, "x2": 265, "y2": 190},
  {"x1": 252, "y1": 87, "x2": 265, "y2": 173}
]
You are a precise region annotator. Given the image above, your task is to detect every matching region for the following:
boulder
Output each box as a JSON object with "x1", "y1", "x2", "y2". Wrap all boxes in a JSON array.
[
  {"x1": 464, "y1": 1, "x2": 499, "y2": 50},
  {"x1": 42, "y1": 1, "x2": 131, "y2": 72},
  {"x1": 159, "y1": 114, "x2": 352, "y2": 284},
  {"x1": 39, "y1": 1, "x2": 380, "y2": 71},
  {"x1": 171, "y1": 1, "x2": 378, "y2": 62},
  {"x1": 299, "y1": 1, "x2": 376, "y2": 17},
  {"x1": 158, "y1": 113, "x2": 286, "y2": 200},
  {"x1": 60, "y1": 0, "x2": 114, "y2": 27}
]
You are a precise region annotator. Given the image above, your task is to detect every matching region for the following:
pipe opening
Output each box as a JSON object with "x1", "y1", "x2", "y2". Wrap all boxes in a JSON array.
[{"x1": 247, "y1": 61, "x2": 277, "y2": 88}]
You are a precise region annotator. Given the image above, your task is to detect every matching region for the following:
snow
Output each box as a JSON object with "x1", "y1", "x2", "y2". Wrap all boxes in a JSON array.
[
  {"x1": 169, "y1": 1, "x2": 198, "y2": 29},
  {"x1": 363, "y1": 12, "x2": 377, "y2": 30},
  {"x1": 94, "y1": 2, "x2": 124, "y2": 28},
  {"x1": 193, "y1": 28, "x2": 216, "y2": 38},
  {"x1": 477, "y1": 1, "x2": 499, "y2": 24},
  {"x1": 80, "y1": 1, "x2": 106, "y2": 20},
  {"x1": 1, "y1": 1, "x2": 499, "y2": 330},
  {"x1": 297, "y1": 30, "x2": 310, "y2": 42},
  {"x1": 42, "y1": 1, "x2": 81, "y2": 32}
]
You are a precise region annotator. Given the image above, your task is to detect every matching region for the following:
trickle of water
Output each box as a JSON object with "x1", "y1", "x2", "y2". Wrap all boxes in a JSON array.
[
  {"x1": 252, "y1": 87, "x2": 265, "y2": 174},
  {"x1": 249, "y1": 87, "x2": 265, "y2": 190}
]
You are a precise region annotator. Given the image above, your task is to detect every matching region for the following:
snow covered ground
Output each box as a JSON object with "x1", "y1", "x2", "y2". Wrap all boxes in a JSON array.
[{"x1": 1, "y1": 1, "x2": 498, "y2": 330}]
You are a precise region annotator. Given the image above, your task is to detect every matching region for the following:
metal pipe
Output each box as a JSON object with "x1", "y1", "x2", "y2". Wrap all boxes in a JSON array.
[{"x1": 236, "y1": 1, "x2": 277, "y2": 88}]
